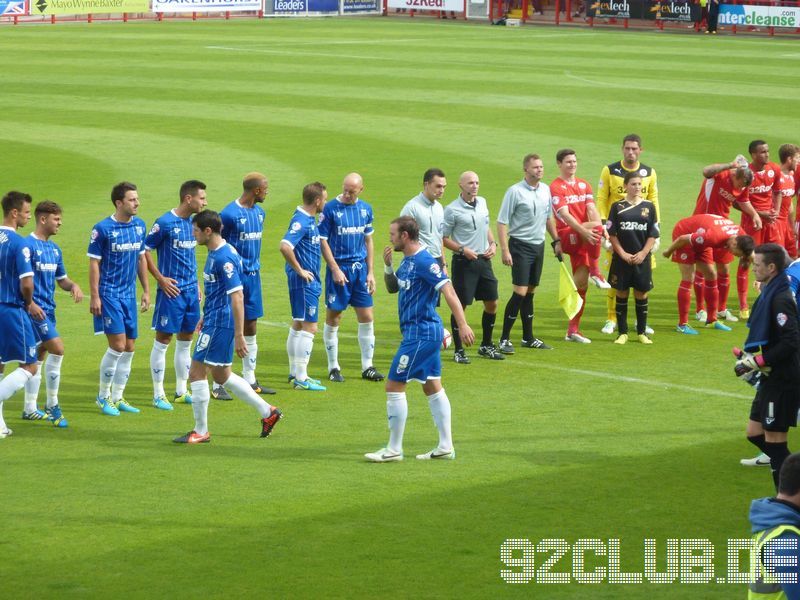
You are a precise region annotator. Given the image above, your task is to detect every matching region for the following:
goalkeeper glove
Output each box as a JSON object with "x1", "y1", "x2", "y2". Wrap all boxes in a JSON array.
[{"x1": 733, "y1": 347, "x2": 770, "y2": 380}]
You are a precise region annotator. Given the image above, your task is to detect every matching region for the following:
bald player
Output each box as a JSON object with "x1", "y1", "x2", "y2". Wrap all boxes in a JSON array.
[
  {"x1": 212, "y1": 172, "x2": 276, "y2": 400},
  {"x1": 442, "y1": 171, "x2": 503, "y2": 363},
  {"x1": 318, "y1": 173, "x2": 384, "y2": 383}
]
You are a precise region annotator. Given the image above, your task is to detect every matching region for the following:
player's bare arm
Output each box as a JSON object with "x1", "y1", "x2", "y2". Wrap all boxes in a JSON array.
[
  {"x1": 21, "y1": 275, "x2": 45, "y2": 321},
  {"x1": 320, "y1": 238, "x2": 347, "y2": 285},
  {"x1": 57, "y1": 277, "x2": 84, "y2": 303},
  {"x1": 144, "y1": 249, "x2": 180, "y2": 298},
  {"x1": 441, "y1": 282, "x2": 474, "y2": 346},
  {"x1": 137, "y1": 253, "x2": 151, "y2": 312},
  {"x1": 382, "y1": 245, "x2": 399, "y2": 294},
  {"x1": 89, "y1": 257, "x2": 102, "y2": 316},
  {"x1": 735, "y1": 200, "x2": 763, "y2": 230},
  {"x1": 365, "y1": 233, "x2": 376, "y2": 294},
  {"x1": 280, "y1": 241, "x2": 314, "y2": 283},
  {"x1": 230, "y1": 290, "x2": 248, "y2": 358},
  {"x1": 662, "y1": 235, "x2": 690, "y2": 258},
  {"x1": 545, "y1": 217, "x2": 563, "y2": 258}
]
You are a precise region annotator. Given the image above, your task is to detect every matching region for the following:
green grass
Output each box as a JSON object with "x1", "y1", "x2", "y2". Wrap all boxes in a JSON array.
[{"x1": 1, "y1": 17, "x2": 799, "y2": 598}]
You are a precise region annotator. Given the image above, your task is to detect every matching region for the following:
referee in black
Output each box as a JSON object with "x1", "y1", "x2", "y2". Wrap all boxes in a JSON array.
[
  {"x1": 605, "y1": 172, "x2": 659, "y2": 345},
  {"x1": 740, "y1": 243, "x2": 800, "y2": 490},
  {"x1": 442, "y1": 171, "x2": 504, "y2": 363}
]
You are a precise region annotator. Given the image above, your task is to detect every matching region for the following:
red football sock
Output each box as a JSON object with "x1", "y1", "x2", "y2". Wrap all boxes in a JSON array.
[
  {"x1": 678, "y1": 280, "x2": 692, "y2": 325},
  {"x1": 704, "y1": 279, "x2": 719, "y2": 323},
  {"x1": 737, "y1": 265, "x2": 749, "y2": 310},
  {"x1": 693, "y1": 272, "x2": 705, "y2": 312},
  {"x1": 717, "y1": 273, "x2": 730, "y2": 312},
  {"x1": 568, "y1": 289, "x2": 587, "y2": 335}
]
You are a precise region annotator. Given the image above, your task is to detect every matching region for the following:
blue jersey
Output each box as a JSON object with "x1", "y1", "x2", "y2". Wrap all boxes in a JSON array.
[
  {"x1": 0, "y1": 227, "x2": 33, "y2": 307},
  {"x1": 786, "y1": 260, "x2": 800, "y2": 305},
  {"x1": 317, "y1": 197, "x2": 374, "y2": 264},
  {"x1": 144, "y1": 209, "x2": 198, "y2": 289},
  {"x1": 28, "y1": 233, "x2": 67, "y2": 313},
  {"x1": 87, "y1": 216, "x2": 146, "y2": 299},
  {"x1": 220, "y1": 199, "x2": 264, "y2": 273},
  {"x1": 202, "y1": 241, "x2": 244, "y2": 330},
  {"x1": 281, "y1": 207, "x2": 321, "y2": 282},
  {"x1": 395, "y1": 248, "x2": 450, "y2": 341}
]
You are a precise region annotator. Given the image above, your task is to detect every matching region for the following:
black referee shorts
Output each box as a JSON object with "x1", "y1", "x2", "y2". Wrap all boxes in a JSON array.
[
  {"x1": 509, "y1": 237, "x2": 544, "y2": 288},
  {"x1": 609, "y1": 256, "x2": 653, "y2": 292},
  {"x1": 749, "y1": 385, "x2": 800, "y2": 433},
  {"x1": 451, "y1": 255, "x2": 498, "y2": 306}
]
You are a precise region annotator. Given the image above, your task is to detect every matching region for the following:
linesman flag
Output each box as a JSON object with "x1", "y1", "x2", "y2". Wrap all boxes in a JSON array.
[{"x1": 557, "y1": 256, "x2": 583, "y2": 320}]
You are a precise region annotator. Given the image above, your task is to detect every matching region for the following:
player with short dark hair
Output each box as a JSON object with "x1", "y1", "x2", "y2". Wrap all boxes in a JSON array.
[
  {"x1": 88, "y1": 182, "x2": 150, "y2": 416},
  {"x1": 550, "y1": 149, "x2": 606, "y2": 344},
  {"x1": 776, "y1": 144, "x2": 799, "y2": 260},
  {"x1": 596, "y1": 134, "x2": 659, "y2": 336},
  {"x1": 442, "y1": 171, "x2": 503, "y2": 363},
  {"x1": 366, "y1": 216, "x2": 475, "y2": 462},
  {"x1": 144, "y1": 180, "x2": 207, "y2": 411},
  {"x1": 748, "y1": 452, "x2": 800, "y2": 599},
  {"x1": 605, "y1": 173, "x2": 659, "y2": 345},
  {"x1": 400, "y1": 168, "x2": 447, "y2": 269},
  {"x1": 212, "y1": 172, "x2": 276, "y2": 400},
  {"x1": 318, "y1": 173, "x2": 384, "y2": 383},
  {"x1": 23, "y1": 200, "x2": 84, "y2": 427},
  {"x1": 0, "y1": 191, "x2": 42, "y2": 437},
  {"x1": 496, "y1": 154, "x2": 561, "y2": 353},
  {"x1": 691, "y1": 156, "x2": 756, "y2": 325},
  {"x1": 737, "y1": 141, "x2": 782, "y2": 319},
  {"x1": 280, "y1": 182, "x2": 328, "y2": 391},
  {"x1": 662, "y1": 214, "x2": 754, "y2": 335},
  {"x1": 173, "y1": 209, "x2": 282, "y2": 444},
  {"x1": 737, "y1": 243, "x2": 800, "y2": 490}
]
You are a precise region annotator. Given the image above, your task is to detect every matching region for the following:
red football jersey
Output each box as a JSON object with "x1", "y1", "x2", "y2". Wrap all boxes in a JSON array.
[
  {"x1": 776, "y1": 171, "x2": 796, "y2": 220},
  {"x1": 693, "y1": 170, "x2": 748, "y2": 218},
  {"x1": 550, "y1": 177, "x2": 594, "y2": 231},
  {"x1": 747, "y1": 162, "x2": 781, "y2": 211},
  {"x1": 673, "y1": 214, "x2": 741, "y2": 250}
]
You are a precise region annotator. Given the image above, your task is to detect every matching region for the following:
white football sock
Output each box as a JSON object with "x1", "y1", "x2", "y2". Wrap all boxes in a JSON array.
[
  {"x1": 358, "y1": 321, "x2": 376, "y2": 371},
  {"x1": 111, "y1": 351, "x2": 134, "y2": 402},
  {"x1": 427, "y1": 389, "x2": 453, "y2": 451},
  {"x1": 44, "y1": 353, "x2": 63, "y2": 408},
  {"x1": 294, "y1": 330, "x2": 314, "y2": 382},
  {"x1": 0, "y1": 368, "x2": 32, "y2": 403},
  {"x1": 323, "y1": 324, "x2": 340, "y2": 371},
  {"x1": 150, "y1": 341, "x2": 168, "y2": 397},
  {"x1": 99, "y1": 348, "x2": 122, "y2": 399},
  {"x1": 386, "y1": 391, "x2": 408, "y2": 453},
  {"x1": 190, "y1": 379, "x2": 210, "y2": 435},
  {"x1": 222, "y1": 373, "x2": 271, "y2": 417},
  {"x1": 286, "y1": 329, "x2": 298, "y2": 379},
  {"x1": 174, "y1": 340, "x2": 192, "y2": 396},
  {"x1": 242, "y1": 335, "x2": 257, "y2": 384},
  {"x1": 23, "y1": 361, "x2": 43, "y2": 413}
]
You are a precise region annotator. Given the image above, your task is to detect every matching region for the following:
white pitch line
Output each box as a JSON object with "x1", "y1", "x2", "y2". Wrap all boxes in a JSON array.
[
  {"x1": 564, "y1": 70, "x2": 603, "y2": 86},
  {"x1": 258, "y1": 319, "x2": 748, "y2": 399}
]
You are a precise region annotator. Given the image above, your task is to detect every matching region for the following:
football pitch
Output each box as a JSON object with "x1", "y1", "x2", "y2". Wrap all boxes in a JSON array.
[{"x1": 2, "y1": 17, "x2": 799, "y2": 598}]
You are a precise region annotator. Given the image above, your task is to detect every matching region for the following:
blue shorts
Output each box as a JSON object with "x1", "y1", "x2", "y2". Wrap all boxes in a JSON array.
[
  {"x1": 0, "y1": 303, "x2": 39, "y2": 365},
  {"x1": 242, "y1": 272, "x2": 263, "y2": 321},
  {"x1": 192, "y1": 326, "x2": 234, "y2": 367},
  {"x1": 93, "y1": 295, "x2": 138, "y2": 339},
  {"x1": 288, "y1": 277, "x2": 322, "y2": 323},
  {"x1": 152, "y1": 285, "x2": 201, "y2": 334},
  {"x1": 325, "y1": 262, "x2": 374, "y2": 312},
  {"x1": 388, "y1": 338, "x2": 442, "y2": 384},
  {"x1": 31, "y1": 310, "x2": 59, "y2": 343}
]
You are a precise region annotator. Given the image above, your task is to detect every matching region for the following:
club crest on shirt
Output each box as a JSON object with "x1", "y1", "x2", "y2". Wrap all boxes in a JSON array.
[
  {"x1": 135, "y1": 226, "x2": 143, "y2": 236},
  {"x1": 360, "y1": 209, "x2": 367, "y2": 218},
  {"x1": 642, "y1": 207, "x2": 650, "y2": 218},
  {"x1": 258, "y1": 214, "x2": 263, "y2": 223},
  {"x1": 777, "y1": 312, "x2": 788, "y2": 327}
]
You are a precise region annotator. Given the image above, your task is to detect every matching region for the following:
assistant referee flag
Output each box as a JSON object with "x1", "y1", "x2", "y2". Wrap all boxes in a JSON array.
[{"x1": 558, "y1": 256, "x2": 583, "y2": 319}]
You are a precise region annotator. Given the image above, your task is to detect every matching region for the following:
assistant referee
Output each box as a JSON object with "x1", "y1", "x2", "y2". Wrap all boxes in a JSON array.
[{"x1": 442, "y1": 171, "x2": 504, "y2": 364}]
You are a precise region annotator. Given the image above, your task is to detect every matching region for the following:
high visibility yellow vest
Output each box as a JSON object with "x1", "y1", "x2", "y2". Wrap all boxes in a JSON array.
[{"x1": 749, "y1": 525, "x2": 800, "y2": 599}]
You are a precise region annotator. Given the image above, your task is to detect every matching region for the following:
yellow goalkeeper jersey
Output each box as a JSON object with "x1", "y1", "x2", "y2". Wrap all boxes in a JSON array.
[{"x1": 596, "y1": 161, "x2": 659, "y2": 222}]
